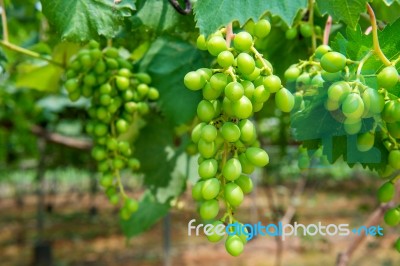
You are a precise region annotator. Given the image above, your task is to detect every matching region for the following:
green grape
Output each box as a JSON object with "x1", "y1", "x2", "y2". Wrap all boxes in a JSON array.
[
  {"x1": 202, "y1": 83, "x2": 220, "y2": 101},
  {"x1": 221, "y1": 122, "x2": 241, "y2": 142},
  {"x1": 284, "y1": 67, "x2": 301, "y2": 82},
  {"x1": 80, "y1": 54, "x2": 92, "y2": 69},
  {"x1": 238, "y1": 119, "x2": 256, "y2": 143},
  {"x1": 148, "y1": 88, "x2": 159, "y2": 100},
  {"x1": 192, "y1": 122, "x2": 206, "y2": 143},
  {"x1": 105, "y1": 47, "x2": 119, "y2": 58},
  {"x1": 198, "y1": 139, "x2": 216, "y2": 158},
  {"x1": 113, "y1": 158, "x2": 125, "y2": 169},
  {"x1": 342, "y1": 93, "x2": 364, "y2": 119},
  {"x1": 100, "y1": 174, "x2": 113, "y2": 188},
  {"x1": 201, "y1": 178, "x2": 220, "y2": 200},
  {"x1": 243, "y1": 67, "x2": 260, "y2": 81},
  {"x1": 124, "y1": 198, "x2": 139, "y2": 213},
  {"x1": 237, "y1": 53, "x2": 255, "y2": 75},
  {"x1": 263, "y1": 75, "x2": 281, "y2": 93},
  {"x1": 320, "y1": 52, "x2": 347, "y2": 73},
  {"x1": 356, "y1": 132, "x2": 374, "y2": 152},
  {"x1": 197, "y1": 100, "x2": 215, "y2": 122},
  {"x1": 198, "y1": 159, "x2": 218, "y2": 179},
  {"x1": 206, "y1": 221, "x2": 224, "y2": 242},
  {"x1": 137, "y1": 83, "x2": 149, "y2": 97},
  {"x1": 234, "y1": 31, "x2": 253, "y2": 51},
  {"x1": 384, "y1": 208, "x2": 400, "y2": 226},
  {"x1": 222, "y1": 158, "x2": 242, "y2": 181},
  {"x1": 343, "y1": 118, "x2": 362, "y2": 135},
  {"x1": 387, "y1": 122, "x2": 400, "y2": 138},
  {"x1": 252, "y1": 85, "x2": 270, "y2": 103},
  {"x1": 389, "y1": 150, "x2": 400, "y2": 169},
  {"x1": 232, "y1": 96, "x2": 253, "y2": 119},
  {"x1": 192, "y1": 181, "x2": 204, "y2": 201},
  {"x1": 128, "y1": 158, "x2": 140, "y2": 170},
  {"x1": 377, "y1": 66, "x2": 398, "y2": 90},
  {"x1": 184, "y1": 71, "x2": 205, "y2": 91},
  {"x1": 311, "y1": 74, "x2": 324, "y2": 87},
  {"x1": 254, "y1": 19, "x2": 271, "y2": 38},
  {"x1": 196, "y1": 35, "x2": 207, "y2": 50},
  {"x1": 327, "y1": 81, "x2": 351, "y2": 102},
  {"x1": 238, "y1": 153, "x2": 254, "y2": 174},
  {"x1": 65, "y1": 79, "x2": 79, "y2": 93},
  {"x1": 92, "y1": 146, "x2": 107, "y2": 161},
  {"x1": 275, "y1": 88, "x2": 295, "y2": 113},
  {"x1": 321, "y1": 70, "x2": 343, "y2": 82},
  {"x1": 377, "y1": 182, "x2": 395, "y2": 203},
  {"x1": 207, "y1": 36, "x2": 227, "y2": 56},
  {"x1": 285, "y1": 28, "x2": 297, "y2": 40},
  {"x1": 245, "y1": 147, "x2": 269, "y2": 167},
  {"x1": 242, "y1": 80, "x2": 255, "y2": 98},
  {"x1": 116, "y1": 76, "x2": 129, "y2": 91},
  {"x1": 217, "y1": 51, "x2": 235, "y2": 68},
  {"x1": 225, "y1": 235, "x2": 244, "y2": 256},
  {"x1": 235, "y1": 175, "x2": 253, "y2": 194},
  {"x1": 201, "y1": 124, "x2": 218, "y2": 142},
  {"x1": 94, "y1": 123, "x2": 108, "y2": 137},
  {"x1": 135, "y1": 73, "x2": 152, "y2": 84},
  {"x1": 300, "y1": 23, "x2": 312, "y2": 38},
  {"x1": 362, "y1": 88, "x2": 384, "y2": 114},
  {"x1": 200, "y1": 199, "x2": 219, "y2": 220},
  {"x1": 118, "y1": 141, "x2": 131, "y2": 156},
  {"x1": 382, "y1": 101, "x2": 400, "y2": 123},
  {"x1": 210, "y1": 73, "x2": 228, "y2": 91},
  {"x1": 244, "y1": 19, "x2": 255, "y2": 35},
  {"x1": 296, "y1": 73, "x2": 311, "y2": 86},
  {"x1": 109, "y1": 194, "x2": 120, "y2": 205},
  {"x1": 224, "y1": 182, "x2": 244, "y2": 207},
  {"x1": 225, "y1": 82, "x2": 244, "y2": 101},
  {"x1": 116, "y1": 119, "x2": 129, "y2": 134},
  {"x1": 315, "y1": 45, "x2": 332, "y2": 60}
]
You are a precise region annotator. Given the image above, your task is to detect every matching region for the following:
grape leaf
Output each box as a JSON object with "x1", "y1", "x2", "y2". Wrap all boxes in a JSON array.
[
  {"x1": 316, "y1": 0, "x2": 369, "y2": 29},
  {"x1": 138, "y1": 36, "x2": 211, "y2": 126},
  {"x1": 40, "y1": 0, "x2": 136, "y2": 42},
  {"x1": 120, "y1": 190, "x2": 170, "y2": 238},
  {"x1": 194, "y1": 0, "x2": 307, "y2": 36},
  {"x1": 131, "y1": 0, "x2": 195, "y2": 33},
  {"x1": 383, "y1": 0, "x2": 400, "y2": 5}
]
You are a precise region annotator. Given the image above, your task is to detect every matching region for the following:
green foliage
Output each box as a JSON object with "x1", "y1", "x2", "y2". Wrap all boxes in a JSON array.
[
  {"x1": 40, "y1": 0, "x2": 136, "y2": 41},
  {"x1": 194, "y1": 0, "x2": 307, "y2": 36},
  {"x1": 138, "y1": 36, "x2": 211, "y2": 125}
]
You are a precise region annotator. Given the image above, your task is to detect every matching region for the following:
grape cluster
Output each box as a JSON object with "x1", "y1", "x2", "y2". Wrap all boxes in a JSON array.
[
  {"x1": 184, "y1": 20, "x2": 294, "y2": 256},
  {"x1": 64, "y1": 40, "x2": 159, "y2": 219},
  {"x1": 285, "y1": 22, "x2": 321, "y2": 40}
]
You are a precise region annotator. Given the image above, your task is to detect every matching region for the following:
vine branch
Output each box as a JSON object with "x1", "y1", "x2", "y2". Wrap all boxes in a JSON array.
[
  {"x1": 0, "y1": 0, "x2": 8, "y2": 42},
  {"x1": 167, "y1": 0, "x2": 192, "y2": 15},
  {"x1": 366, "y1": 3, "x2": 391, "y2": 66},
  {"x1": 323, "y1": 16, "x2": 332, "y2": 45},
  {"x1": 308, "y1": 0, "x2": 316, "y2": 51}
]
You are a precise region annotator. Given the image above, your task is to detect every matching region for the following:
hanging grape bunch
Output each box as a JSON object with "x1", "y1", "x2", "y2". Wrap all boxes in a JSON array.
[
  {"x1": 184, "y1": 19, "x2": 294, "y2": 256},
  {"x1": 63, "y1": 40, "x2": 159, "y2": 220}
]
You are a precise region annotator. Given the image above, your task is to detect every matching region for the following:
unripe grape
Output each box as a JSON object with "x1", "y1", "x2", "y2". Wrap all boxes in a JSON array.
[
  {"x1": 217, "y1": 51, "x2": 235, "y2": 68},
  {"x1": 207, "y1": 36, "x2": 227, "y2": 56},
  {"x1": 239, "y1": 153, "x2": 255, "y2": 174},
  {"x1": 201, "y1": 124, "x2": 218, "y2": 142},
  {"x1": 387, "y1": 122, "x2": 400, "y2": 138},
  {"x1": 234, "y1": 31, "x2": 253, "y2": 51},
  {"x1": 197, "y1": 100, "x2": 215, "y2": 122},
  {"x1": 135, "y1": 72, "x2": 152, "y2": 84},
  {"x1": 206, "y1": 221, "x2": 224, "y2": 242},
  {"x1": 65, "y1": 79, "x2": 79, "y2": 93},
  {"x1": 221, "y1": 122, "x2": 241, "y2": 142},
  {"x1": 192, "y1": 122, "x2": 206, "y2": 143},
  {"x1": 237, "y1": 53, "x2": 255, "y2": 75},
  {"x1": 225, "y1": 235, "x2": 244, "y2": 257},
  {"x1": 388, "y1": 150, "x2": 400, "y2": 169},
  {"x1": 275, "y1": 88, "x2": 295, "y2": 112},
  {"x1": 225, "y1": 82, "x2": 244, "y2": 101},
  {"x1": 343, "y1": 118, "x2": 362, "y2": 135},
  {"x1": 198, "y1": 158, "x2": 218, "y2": 179},
  {"x1": 224, "y1": 182, "x2": 244, "y2": 207},
  {"x1": 254, "y1": 19, "x2": 271, "y2": 38},
  {"x1": 315, "y1": 45, "x2": 332, "y2": 59},
  {"x1": 285, "y1": 28, "x2": 297, "y2": 40},
  {"x1": 199, "y1": 199, "x2": 219, "y2": 220},
  {"x1": 210, "y1": 73, "x2": 228, "y2": 91},
  {"x1": 296, "y1": 72, "x2": 311, "y2": 86},
  {"x1": 116, "y1": 119, "x2": 129, "y2": 134},
  {"x1": 242, "y1": 80, "x2": 255, "y2": 98},
  {"x1": 342, "y1": 93, "x2": 364, "y2": 119},
  {"x1": 184, "y1": 71, "x2": 205, "y2": 91},
  {"x1": 100, "y1": 174, "x2": 113, "y2": 188},
  {"x1": 94, "y1": 123, "x2": 108, "y2": 137},
  {"x1": 320, "y1": 52, "x2": 347, "y2": 73},
  {"x1": 223, "y1": 158, "x2": 242, "y2": 181},
  {"x1": 245, "y1": 147, "x2": 269, "y2": 167},
  {"x1": 252, "y1": 85, "x2": 270, "y2": 103},
  {"x1": 362, "y1": 88, "x2": 384, "y2": 114},
  {"x1": 92, "y1": 146, "x2": 107, "y2": 161},
  {"x1": 239, "y1": 119, "x2": 256, "y2": 143},
  {"x1": 284, "y1": 67, "x2": 301, "y2": 82},
  {"x1": 263, "y1": 75, "x2": 281, "y2": 93},
  {"x1": 377, "y1": 182, "x2": 395, "y2": 203},
  {"x1": 377, "y1": 66, "x2": 398, "y2": 90},
  {"x1": 232, "y1": 96, "x2": 253, "y2": 119},
  {"x1": 300, "y1": 23, "x2": 312, "y2": 37},
  {"x1": 192, "y1": 181, "x2": 204, "y2": 201},
  {"x1": 384, "y1": 208, "x2": 400, "y2": 226},
  {"x1": 327, "y1": 81, "x2": 351, "y2": 103},
  {"x1": 196, "y1": 35, "x2": 207, "y2": 50},
  {"x1": 128, "y1": 158, "x2": 140, "y2": 170},
  {"x1": 198, "y1": 139, "x2": 216, "y2": 158},
  {"x1": 201, "y1": 178, "x2": 220, "y2": 200},
  {"x1": 235, "y1": 175, "x2": 253, "y2": 194},
  {"x1": 356, "y1": 132, "x2": 374, "y2": 152},
  {"x1": 125, "y1": 198, "x2": 139, "y2": 213}
]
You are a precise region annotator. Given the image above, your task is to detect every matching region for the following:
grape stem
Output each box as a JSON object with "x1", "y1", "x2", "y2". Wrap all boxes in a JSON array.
[
  {"x1": 366, "y1": 4, "x2": 391, "y2": 66},
  {"x1": 356, "y1": 51, "x2": 373, "y2": 78},
  {"x1": 0, "y1": 0, "x2": 8, "y2": 42},
  {"x1": 323, "y1": 16, "x2": 332, "y2": 45},
  {"x1": 308, "y1": 0, "x2": 317, "y2": 51},
  {"x1": 250, "y1": 46, "x2": 272, "y2": 75},
  {"x1": 225, "y1": 23, "x2": 234, "y2": 47},
  {"x1": 110, "y1": 120, "x2": 128, "y2": 199},
  {"x1": 221, "y1": 142, "x2": 234, "y2": 225},
  {"x1": 225, "y1": 67, "x2": 237, "y2": 82}
]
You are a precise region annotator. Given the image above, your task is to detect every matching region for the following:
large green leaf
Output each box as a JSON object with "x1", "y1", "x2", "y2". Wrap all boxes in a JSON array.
[
  {"x1": 138, "y1": 36, "x2": 211, "y2": 126},
  {"x1": 316, "y1": 0, "x2": 369, "y2": 29},
  {"x1": 120, "y1": 191, "x2": 170, "y2": 238},
  {"x1": 194, "y1": 0, "x2": 307, "y2": 36},
  {"x1": 40, "y1": 0, "x2": 136, "y2": 42},
  {"x1": 131, "y1": 0, "x2": 195, "y2": 33}
]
